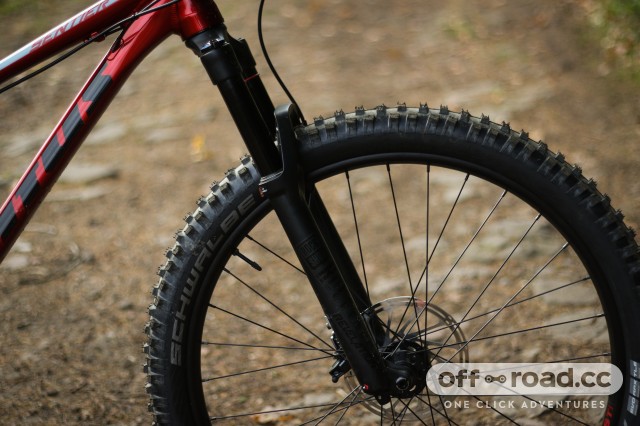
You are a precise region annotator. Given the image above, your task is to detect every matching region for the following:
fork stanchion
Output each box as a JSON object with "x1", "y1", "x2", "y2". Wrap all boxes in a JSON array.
[{"x1": 186, "y1": 26, "x2": 280, "y2": 175}]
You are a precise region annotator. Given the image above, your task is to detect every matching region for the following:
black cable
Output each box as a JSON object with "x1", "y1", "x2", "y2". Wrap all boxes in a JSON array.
[
  {"x1": 0, "y1": 0, "x2": 181, "y2": 95},
  {"x1": 1, "y1": 36, "x2": 99, "y2": 95},
  {"x1": 257, "y1": 0, "x2": 302, "y2": 114},
  {"x1": 141, "y1": 0, "x2": 164, "y2": 12}
]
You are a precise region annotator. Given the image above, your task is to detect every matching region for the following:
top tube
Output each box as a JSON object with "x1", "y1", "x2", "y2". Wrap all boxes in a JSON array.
[{"x1": 0, "y1": 0, "x2": 146, "y2": 84}]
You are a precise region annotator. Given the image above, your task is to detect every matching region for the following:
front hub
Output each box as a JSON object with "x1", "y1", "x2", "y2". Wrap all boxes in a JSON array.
[
  {"x1": 385, "y1": 338, "x2": 429, "y2": 398},
  {"x1": 335, "y1": 297, "x2": 468, "y2": 419}
]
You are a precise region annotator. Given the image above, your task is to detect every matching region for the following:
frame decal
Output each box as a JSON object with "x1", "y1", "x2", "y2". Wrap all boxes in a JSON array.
[{"x1": 0, "y1": 64, "x2": 112, "y2": 250}]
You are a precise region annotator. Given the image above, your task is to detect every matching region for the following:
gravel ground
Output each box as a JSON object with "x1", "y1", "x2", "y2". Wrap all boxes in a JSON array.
[{"x1": 0, "y1": 0, "x2": 638, "y2": 424}]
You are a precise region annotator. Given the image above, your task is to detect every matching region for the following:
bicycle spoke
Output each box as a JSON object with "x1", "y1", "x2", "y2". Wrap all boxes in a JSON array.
[
  {"x1": 429, "y1": 350, "x2": 612, "y2": 367},
  {"x1": 442, "y1": 241, "x2": 569, "y2": 363},
  {"x1": 415, "y1": 172, "x2": 475, "y2": 345},
  {"x1": 389, "y1": 398, "x2": 398, "y2": 425},
  {"x1": 202, "y1": 354, "x2": 333, "y2": 382},
  {"x1": 345, "y1": 170, "x2": 370, "y2": 298},
  {"x1": 209, "y1": 396, "x2": 375, "y2": 422},
  {"x1": 201, "y1": 341, "x2": 331, "y2": 352},
  {"x1": 393, "y1": 400, "x2": 411, "y2": 424},
  {"x1": 329, "y1": 387, "x2": 364, "y2": 425},
  {"x1": 428, "y1": 173, "x2": 470, "y2": 265},
  {"x1": 208, "y1": 304, "x2": 334, "y2": 355},
  {"x1": 385, "y1": 164, "x2": 431, "y2": 359},
  {"x1": 421, "y1": 276, "x2": 591, "y2": 337},
  {"x1": 386, "y1": 164, "x2": 415, "y2": 296},
  {"x1": 424, "y1": 382, "x2": 437, "y2": 425},
  {"x1": 246, "y1": 234, "x2": 306, "y2": 275},
  {"x1": 413, "y1": 395, "x2": 459, "y2": 426},
  {"x1": 424, "y1": 165, "x2": 431, "y2": 350},
  {"x1": 424, "y1": 189, "x2": 507, "y2": 306},
  {"x1": 306, "y1": 386, "x2": 362, "y2": 425},
  {"x1": 396, "y1": 397, "x2": 430, "y2": 426},
  {"x1": 305, "y1": 396, "x2": 379, "y2": 426},
  {"x1": 428, "y1": 312, "x2": 605, "y2": 351},
  {"x1": 380, "y1": 303, "x2": 429, "y2": 360},
  {"x1": 434, "y1": 213, "x2": 541, "y2": 359},
  {"x1": 223, "y1": 268, "x2": 333, "y2": 350}
]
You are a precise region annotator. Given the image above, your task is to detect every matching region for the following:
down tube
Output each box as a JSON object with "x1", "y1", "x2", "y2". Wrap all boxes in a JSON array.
[{"x1": 0, "y1": 13, "x2": 175, "y2": 263}]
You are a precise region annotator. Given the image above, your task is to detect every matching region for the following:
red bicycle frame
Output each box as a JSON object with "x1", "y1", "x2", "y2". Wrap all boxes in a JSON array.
[{"x1": 0, "y1": 0, "x2": 224, "y2": 262}]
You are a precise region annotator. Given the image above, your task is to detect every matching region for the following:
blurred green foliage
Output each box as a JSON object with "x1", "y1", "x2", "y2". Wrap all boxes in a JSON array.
[
  {"x1": 0, "y1": 0, "x2": 25, "y2": 15},
  {"x1": 589, "y1": 0, "x2": 640, "y2": 77},
  {"x1": 605, "y1": 0, "x2": 640, "y2": 21}
]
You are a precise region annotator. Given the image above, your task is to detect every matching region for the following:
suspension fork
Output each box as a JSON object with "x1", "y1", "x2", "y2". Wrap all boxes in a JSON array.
[
  {"x1": 261, "y1": 103, "x2": 394, "y2": 396},
  {"x1": 187, "y1": 27, "x2": 396, "y2": 399}
]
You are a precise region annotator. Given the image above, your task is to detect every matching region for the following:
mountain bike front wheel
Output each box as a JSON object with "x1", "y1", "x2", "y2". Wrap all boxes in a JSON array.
[{"x1": 145, "y1": 105, "x2": 640, "y2": 425}]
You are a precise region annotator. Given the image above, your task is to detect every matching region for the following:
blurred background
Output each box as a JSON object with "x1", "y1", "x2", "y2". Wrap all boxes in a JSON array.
[{"x1": 0, "y1": 0, "x2": 638, "y2": 423}]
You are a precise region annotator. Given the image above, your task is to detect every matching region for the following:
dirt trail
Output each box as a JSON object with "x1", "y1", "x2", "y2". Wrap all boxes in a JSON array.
[{"x1": 0, "y1": 0, "x2": 638, "y2": 424}]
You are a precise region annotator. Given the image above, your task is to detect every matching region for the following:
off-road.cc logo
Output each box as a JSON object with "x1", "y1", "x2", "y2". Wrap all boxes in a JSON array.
[{"x1": 427, "y1": 363, "x2": 623, "y2": 396}]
